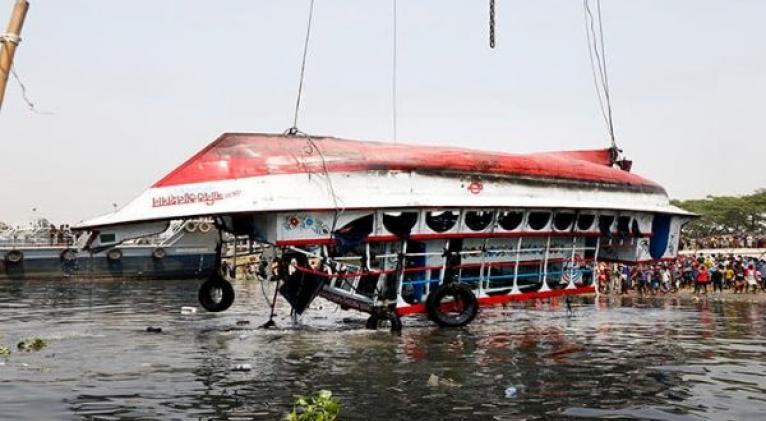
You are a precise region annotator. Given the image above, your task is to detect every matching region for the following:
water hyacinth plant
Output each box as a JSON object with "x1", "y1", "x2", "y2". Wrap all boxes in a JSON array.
[
  {"x1": 286, "y1": 390, "x2": 340, "y2": 421},
  {"x1": 17, "y1": 337, "x2": 47, "y2": 352}
]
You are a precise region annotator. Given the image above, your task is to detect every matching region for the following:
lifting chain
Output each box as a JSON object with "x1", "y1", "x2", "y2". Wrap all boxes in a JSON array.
[{"x1": 489, "y1": 0, "x2": 495, "y2": 48}]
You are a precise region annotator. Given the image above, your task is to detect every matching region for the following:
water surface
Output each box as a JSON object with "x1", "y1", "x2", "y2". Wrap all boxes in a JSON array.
[{"x1": 1, "y1": 279, "x2": 765, "y2": 420}]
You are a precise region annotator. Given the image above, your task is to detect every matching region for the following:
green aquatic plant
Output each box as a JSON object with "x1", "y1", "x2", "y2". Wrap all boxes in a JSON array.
[
  {"x1": 286, "y1": 390, "x2": 340, "y2": 421},
  {"x1": 17, "y1": 337, "x2": 47, "y2": 352},
  {"x1": 0, "y1": 345, "x2": 10, "y2": 357}
]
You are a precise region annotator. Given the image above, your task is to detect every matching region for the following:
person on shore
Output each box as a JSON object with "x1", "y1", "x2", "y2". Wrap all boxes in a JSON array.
[
  {"x1": 734, "y1": 264, "x2": 746, "y2": 293},
  {"x1": 611, "y1": 264, "x2": 622, "y2": 294},
  {"x1": 746, "y1": 263, "x2": 758, "y2": 293},
  {"x1": 636, "y1": 265, "x2": 648, "y2": 296},
  {"x1": 759, "y1": 259, "x2": 766, "y2": 291},
  {"x1": 695, "y1": 264, "x2": 709, "y2": 295},
  {"x1": 650, "y1": 266, "x2": 661, "y2": 295},
  {"x1": 724, "y1": 264, "x2": 735, "y2": 289},
  {"x1": 661, "y1": 265, "x2": 673, "y2": 293},
  {"x1": 598, "y1": 263, "x2": 608, "y2": 294},
  {"x1": 711, "y1": 264, "x2": 724, "y2": 294},
  {"x1": 620, "y1": 264, "x2": 630, "y2": 294}
]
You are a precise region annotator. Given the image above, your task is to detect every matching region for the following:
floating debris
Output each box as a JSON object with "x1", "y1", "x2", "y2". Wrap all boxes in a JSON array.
[
  {"x1": 17, "y1": 337, "x2": 47, "y2": 352},
  {"x1": 146, "y1": 327, "x2": 163, "y2": 333},
  {"x1": 504, "y1": 386, "x2": 519, "y2": 398},
  {"x1": 232, "y1": 363, "x2": 252, "y2": 372},
  {"x1": 0, "y1": 345, "x2": 10, "y2": 357},
  {"x1": 427, "y1": 374, "x2": 460, "y2": 388},
  {"x1": 180, "y1": 306, "x2": 197, "y2": 314},
  {"x1": 427, "y1": 374, "x2": 439, "y2": 387}
]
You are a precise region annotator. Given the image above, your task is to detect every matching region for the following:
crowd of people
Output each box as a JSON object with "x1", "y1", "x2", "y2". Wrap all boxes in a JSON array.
[
  {"x1": 681, "y1": 234, "x2": 766, "y2": 250},
  {"x1": 597, "y1": 254, "x2": 766, "y2": 296}
]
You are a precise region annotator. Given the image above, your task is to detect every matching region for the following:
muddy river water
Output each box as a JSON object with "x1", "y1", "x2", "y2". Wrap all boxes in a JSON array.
[{"x1": 1, "y1": 279, "x2": 765, "y2": 420}]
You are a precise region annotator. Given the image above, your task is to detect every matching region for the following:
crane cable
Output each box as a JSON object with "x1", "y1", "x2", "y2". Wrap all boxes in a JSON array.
[
  {"x1": 489, "y1": 0, "x2": 495, "y2": 49},
  {"x1": 392, "y1": 0, "x2": 398, "y2": 142},
  {"x1": 288, "y1": 0, "x2": 316, "y2": 135},
  {"x1": 583, "y1": 0, "x2": 617, "y2": 150}
]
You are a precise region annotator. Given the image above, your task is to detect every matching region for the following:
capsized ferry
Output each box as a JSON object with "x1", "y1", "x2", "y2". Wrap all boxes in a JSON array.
[
  {"x1": 1, "y1": 218, "x2": 217, "y2": 281},
  {"x1": 75, "y1": 133, "x2": 693, "y2": 329}
]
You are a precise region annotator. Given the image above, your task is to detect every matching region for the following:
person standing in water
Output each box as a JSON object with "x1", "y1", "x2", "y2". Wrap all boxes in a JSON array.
[
  {"x1": 711, "y1": 264, "x2": 724, "y2": 294},
  {"x1": 696, "y1": 264, "x2": 709, "y2": 295}
]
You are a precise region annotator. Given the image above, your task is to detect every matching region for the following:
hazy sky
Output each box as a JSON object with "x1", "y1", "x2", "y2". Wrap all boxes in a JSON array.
[{"x1": 2, "y1": 1, "x2": 765, "y2": 225}]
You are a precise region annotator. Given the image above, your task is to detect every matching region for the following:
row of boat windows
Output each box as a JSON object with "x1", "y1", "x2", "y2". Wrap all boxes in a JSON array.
[{"x1": 377, "y1": 210, "x2": 642, "y2": 236}]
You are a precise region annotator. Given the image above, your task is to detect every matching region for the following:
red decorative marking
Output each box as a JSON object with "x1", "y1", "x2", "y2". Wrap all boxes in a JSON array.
[
  {"x1": 153, "y1": 133, "x2": 662, "y2": 190},
  {"x1": 396, "y1": 286, "x2": 596, "y2": 316},
  {"x1": 468, "y1": 181, "x2": 484, "y2": 195},
  {"x1": 151, "y1": 190, "x2": 241, "y2": 208}
]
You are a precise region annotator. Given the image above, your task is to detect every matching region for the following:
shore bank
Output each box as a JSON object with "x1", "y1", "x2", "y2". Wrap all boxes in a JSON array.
[{"x1": 598, "y1": 288, "x2": 766, "y2": 303}]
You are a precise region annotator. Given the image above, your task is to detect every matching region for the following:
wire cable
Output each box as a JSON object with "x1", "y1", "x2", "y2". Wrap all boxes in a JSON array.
[
  {"x1": 8, "y1": 65, "x2": 52, "y2": 114},
  {"x1": 391, "y1": 0, "x2": 398, "y2": 143},
  {"x1": 583, "y1": 0, "x2": 616, "y2": 149},
  {"x1": 290, "y1": 0, "x2": 316, "y2": 133},
  {"x1": 595, "y1": 0, "x2": 615, "y2": 146}
]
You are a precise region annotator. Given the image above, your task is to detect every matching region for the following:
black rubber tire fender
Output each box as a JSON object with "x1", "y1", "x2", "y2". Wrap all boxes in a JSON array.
[
  {"x1": 107, "y1": 248, "x2": 123, "y2": 261},
  {"x1": 152, "y1": 247, "x2": 167, "y2": 260},
  {"x1": 426, "y1": 283, "x2": 479, "y2": 328},
  {"x1": 60, "y1": 249, "x2": 77, "y2": 262},
  {"x1": 5, "y1": 250, "x2": 23, "y2": 264},
  {"x1": 198, "y1": 274, "x2": 236, "y2": 312}
]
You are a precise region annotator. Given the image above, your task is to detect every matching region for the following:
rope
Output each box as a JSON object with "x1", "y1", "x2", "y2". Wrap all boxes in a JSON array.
[
  {"x1": 583, "y1": 0, "x2": 616, "y2": 149},
  {"x1": 289, "y1": 0, "x2": 316, "y2": 134},
  {"x1": 489, "y1": 0, "x2": 495, "y2": 48},
  {"x1": 8, "y1": 65, "x2": 52, "y2": 114},
  {"x1": 0, "y1": 33, "x2": 21, "y2": 45},
  {"x1": 391, "y1": 0, "x2": 398, "y2": 143}
]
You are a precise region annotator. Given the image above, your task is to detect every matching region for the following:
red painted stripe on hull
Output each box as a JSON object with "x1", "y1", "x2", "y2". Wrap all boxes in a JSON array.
[{"x1": 396, "y1": 286, "x2": 596, "y2": 316}]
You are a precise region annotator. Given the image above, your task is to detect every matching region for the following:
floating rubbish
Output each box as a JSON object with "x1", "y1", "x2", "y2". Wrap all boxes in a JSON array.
[
  {"x1": 0, "y1": 345, "x2": 10, "y2": 357},
  {"x1": 427, "y1": 374, "x2": 439, "y2": 387},
  {"x1": 232, "y1": 363, "x2": 252, "y2": 372},
  {"x1": 180, "y1": 306, "x2": 197, "y2": 314},
  {"x1": 146, "y1": 327, "x2": 162, "y2": 333},
  {"x1": 427, "y1": 373, "x2": 460, "y2": 388},
  {"x1": 17, "y1": 337, "x2": 47, "y2": 352},
  {"x1": 236, "y1": 320, "x2": 250, "y2": 326},
  {"x1": 504, "y1": 386, "x2": 519, "y2": 398}
]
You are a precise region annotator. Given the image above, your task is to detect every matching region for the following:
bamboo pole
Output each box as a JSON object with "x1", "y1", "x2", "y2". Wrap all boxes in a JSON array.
[{"x1": 0, "y1": 0, "x2": 30, "y2": 111}]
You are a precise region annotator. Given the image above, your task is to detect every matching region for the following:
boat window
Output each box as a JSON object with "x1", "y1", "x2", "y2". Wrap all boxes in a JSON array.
[
  {"x1": 527, "y1": 211, "x2": 551, "y2": 231},
  {"x1": 598, "y1": 215, "x2": 615, "y2": 236},
  {"x1": 497, "y1": 211, "x2": 524, "y2": 231},
  {"x1": 553, "y1": 212, "x2": 575, "y2": 231},
  {"x1": 334, "y1": 214, "x2": 374, "y2": 248},
  {"x1": 617, "y1": 216, "x2": 631, "y2": 236},
  {"x1": 464, "y1": 210, "x2": 493, "y2": 231},
  {"x1": 425, "y1": 210, "x2": 458, "y2": 233},
  {"x1": 576, "y1": 214, "x2": 596, "y2": 231},
  {"x1": 382, "y1": 212, "x2": 418, "y2": 237},
  {"x1": 631, "y1": 219, "x2": 642, "y2": 237},
  {"x1": 99, "y1": 233, "x2": 116, "y2": 244}
]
